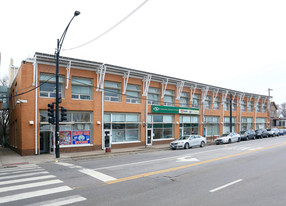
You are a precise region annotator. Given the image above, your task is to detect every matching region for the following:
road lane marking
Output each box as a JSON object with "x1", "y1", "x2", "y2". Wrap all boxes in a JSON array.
[
  {"x1": 210, "y1": 179, "x2": 243, "y2": 192},
  {"x1": 0, "y1": 179, "x2": 63, "y2": 193},
  {"x1": 0, "y1": 168, "x2": 44, "y2": 176},
  {"x1": 56, "y1": 162, "x2": 116, "y2": 182},
  {"x1": 0, "y1": 171, "x2": 49, "y2": 180},
  {"x1": 0, "y1": 186, "x2": 72, "y2": 204},
  {"x1": 93, "y1": 147, "x2": 238, "y2": 171},
  {"x1": 79, "y1": 168, "x2": 117, "y2": 182},
  {"x1": 0, "y1": 175, "x2": 56, "y2": 186},
  {"x1": 106, "y1": 142, "x2": 286, "y2": 185},
  {"x1": 25, "y1": 195, "x2": 87, "y2": 206},
  {"x1": 176, "y1": 156, "x2": 199, "y2": 162}
]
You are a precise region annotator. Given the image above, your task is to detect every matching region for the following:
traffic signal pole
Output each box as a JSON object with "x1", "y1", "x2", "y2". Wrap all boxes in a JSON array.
[
  {"x1": 54, "y1": 11, "x2": 80, "y2": 159},
  {"x1": 55, "y1": 39, "x2": 60, "y2": 158}
]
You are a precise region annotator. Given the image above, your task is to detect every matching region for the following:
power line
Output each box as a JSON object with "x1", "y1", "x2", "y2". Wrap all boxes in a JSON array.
[{"x1": 63, "y1": 0, "x2": 149, "y2": 51}]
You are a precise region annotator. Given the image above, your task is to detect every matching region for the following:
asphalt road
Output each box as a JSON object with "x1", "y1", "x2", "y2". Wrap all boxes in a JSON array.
[{"x1": 1, "y1": 135, "x2": 286, "y2": 206}]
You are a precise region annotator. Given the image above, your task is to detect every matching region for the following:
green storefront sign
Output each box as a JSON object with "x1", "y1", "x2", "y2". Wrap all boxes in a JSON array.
[{"x1": 151, "y1": 105, "x2": 200, "y2": 115}]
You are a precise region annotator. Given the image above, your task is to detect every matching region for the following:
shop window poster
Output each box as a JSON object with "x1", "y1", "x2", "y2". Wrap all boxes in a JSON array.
[
  {"x1": 72, "y1": 130, "x2": 90, "y2": 144},
  {"x1": 59, "y1": 131, "x2": 72, "y2": 145}
]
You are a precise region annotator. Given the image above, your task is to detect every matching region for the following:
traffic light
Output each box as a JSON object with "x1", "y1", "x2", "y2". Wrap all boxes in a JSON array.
[
  {"x1": 48, "y1": 103, "x2": 55, "y2": 124},
  {"x1": 60, "y1": 107, "x2": 67, "y2": 122}
]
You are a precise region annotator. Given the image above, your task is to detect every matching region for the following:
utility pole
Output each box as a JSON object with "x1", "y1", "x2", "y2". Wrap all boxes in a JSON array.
[
  {"x1": 268, "y1": 88, "x2": 273, "y2": 129},
  {"x1": 230, "y1": 94, "x2": 232, "y2": 133}
]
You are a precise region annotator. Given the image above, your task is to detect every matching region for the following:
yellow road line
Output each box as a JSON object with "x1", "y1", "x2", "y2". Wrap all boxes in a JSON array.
[{"x1": 106, "y1": 142, "x2": 286, "y2": 185}]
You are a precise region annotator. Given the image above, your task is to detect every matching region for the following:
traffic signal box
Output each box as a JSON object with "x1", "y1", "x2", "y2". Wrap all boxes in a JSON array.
[{"x1": 47, "y1": 104, "x2": 68, "y2": 124}]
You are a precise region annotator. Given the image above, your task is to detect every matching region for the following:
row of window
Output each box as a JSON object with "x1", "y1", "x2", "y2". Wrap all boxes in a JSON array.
[{"x1": 39, "y1": 73, "x2": 267, "y2": 112}]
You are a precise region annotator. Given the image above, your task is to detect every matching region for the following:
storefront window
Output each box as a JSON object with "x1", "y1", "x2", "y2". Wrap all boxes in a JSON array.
[
  {"x1": 148, "y1": 115, "x2": 174, "y2": 140},
  {"x1": 223, "y1": 117, "x2": 236, "y2": 133},
  {"x1": 179, "y1": 115, "x2": 199, "y2": 136},
  {"x1": 213, "y1": 97, "x2": 220, "y2": 110},
  {"x1": 205, "y1": 116, "x2": 220, "y2": 136},
  {"x1": 104, "y1": 113, "x2": 140, "y2": 143},
  {"x1": 241, "y1": 117, "x2": 253, "y2": 131},
  {"x1": 256, "y1": 118, "x2": 266, "y2": 129},
  {"x1": 39, "y1": 111, "x2": 93, "y2": 146}
]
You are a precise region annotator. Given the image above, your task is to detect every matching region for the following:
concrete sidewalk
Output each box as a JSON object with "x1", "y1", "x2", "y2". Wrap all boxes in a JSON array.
[{"x1": 0, "y1": 144, "x2": 170, "y2": 168}]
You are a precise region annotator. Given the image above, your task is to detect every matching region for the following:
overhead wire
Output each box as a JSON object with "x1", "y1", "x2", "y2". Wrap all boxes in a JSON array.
[{"x1": 63, "y1": 0, "x2": 149, "y2": 51}]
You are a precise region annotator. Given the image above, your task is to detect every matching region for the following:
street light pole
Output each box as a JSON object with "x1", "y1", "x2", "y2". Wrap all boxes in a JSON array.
[
  {"x1": 55, "y1": 11, "x2": 80, "y2": 158},
  {"x1": 230, "y1": 94, "x2": 232, "y2": 133}
]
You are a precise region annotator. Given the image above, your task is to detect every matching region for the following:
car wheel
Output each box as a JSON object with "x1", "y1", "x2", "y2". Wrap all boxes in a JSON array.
[
  {"x1": 200, "y1": 141, "x2": 205, "y2": 147},
  {"x1": 171, "y1": 148, "x2": 176, "y2": 150},
  {"x1": 228, "y1": 139, "x2": 231, "y2": 143},
  {"x1": 216, "y1": 142, "x2": 219, "y2": 145},
  {"x1": 184, "y1": 143, "x2": 190, "y2": 149}
]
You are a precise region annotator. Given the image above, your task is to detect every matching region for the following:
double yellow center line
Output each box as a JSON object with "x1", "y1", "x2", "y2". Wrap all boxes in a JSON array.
[{"x1": 106, "y1": 142, "x2": 286, "y2": 185}]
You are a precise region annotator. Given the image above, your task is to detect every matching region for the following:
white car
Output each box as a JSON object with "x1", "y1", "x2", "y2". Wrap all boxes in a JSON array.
[
  {"x1": 170, "y1": 135, "x2": 206, "y2": 150},
  {"x1": 215, "y1": 133, "x2": 241, "y2": 145}
]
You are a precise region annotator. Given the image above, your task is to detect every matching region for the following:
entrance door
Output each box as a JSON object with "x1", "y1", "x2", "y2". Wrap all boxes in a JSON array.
[
  {"x1": 104, "y1": 130, "x2": 112, "y2": 148},
  {"x1": 147, "y1": 129, "x2": 153, "y2": 145},
  {"x1": 40, "y1": 132, "x2": 50, "y2": 154}
]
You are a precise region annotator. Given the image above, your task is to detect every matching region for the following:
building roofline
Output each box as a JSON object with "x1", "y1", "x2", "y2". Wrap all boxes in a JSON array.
[{"x1": 33, "y1": 52, "x2": 269, "y2": 99}]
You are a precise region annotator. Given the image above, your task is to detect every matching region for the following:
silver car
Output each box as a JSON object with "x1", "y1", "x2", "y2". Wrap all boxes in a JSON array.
[
  {"x1": 215, "y1": 133, "x2": 241, "y2": 145},
  {"x1": 170, "y1": 135, "x2": 206, "y2": 150}
]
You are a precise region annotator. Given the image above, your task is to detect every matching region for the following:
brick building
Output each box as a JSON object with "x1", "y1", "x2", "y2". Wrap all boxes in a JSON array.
[{"x1": 9, "y1": 53, "x2": 270, "y2": 155}]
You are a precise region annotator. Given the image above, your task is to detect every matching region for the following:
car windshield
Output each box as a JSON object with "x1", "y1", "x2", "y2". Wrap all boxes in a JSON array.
[
  {"x1": 267, "y1": 129, "x2": 271, "y2": 131},
  {"x1": 221, "y1": 134, "x2": 229, "y2": 137},
  {"x1": 178, "y1": 136, "x2": 189, "y2": 140},
  {"x1": 240, "y1": 131, "x2": 246, "y2": 134}
]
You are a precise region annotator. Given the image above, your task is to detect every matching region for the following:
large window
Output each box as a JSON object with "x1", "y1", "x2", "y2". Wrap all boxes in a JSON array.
[
  {"x1": 148, "y1": 115, "x2": 174, "y2": 140},
  {"x1": 180, "y1": 92, "x2": 189, "y2": 107},
  {"x1": 40, "y1": 111, "x2": 93, "y2": 146},
  {"x1": 262, "y1": 103, "x2": 267, "y2": 113},
  {"x1": 104, "y1": 113, "x2": 140, "y2": 143},
  {"x1": 213, "y1": 97, "x2": 220, "y2": 110},
  {"x1": 223, "y1": 117, "x2": 236, "y2": 133},
  {"x1": 192, "y1": 94, "x2": 200, "y2": 108},
  {"x1": 204, "y1": 96, "x2": 211, "y2": 109},
  {"x1": 241, "y1": 100, "x2": 247, "y2": 112},
  {"x1": 72, "y1": 77, "x2": 93, "y2": 100},
  {"x1": 256, "y1": 118, "x2": 266, "y2": 129},
  {"x1": 223, "y1": 99, "x2": 229, "y2": 111},
  {"x1": 256, "y1": 102, "x2": 262, "y2": 112},
  {"x1": 205, "y1": 116, "x2": 220, "y2": 136},
  {"x1": 248, "y1": 101, "x2": 254, "y2": 112},
  {"x1": 164, "y1": 90, "x2": 175, "y2": 106},
  {"x1": 40, "y1": 73, "x2": 64, "y2": 98},
  {"x1": 148, "y1": 87, "x2": 160, "y2": 105},
  {"x1": 241, "y1": 117, "x2": 253, "y2": 131},
  {"x1": 126, "y1": 84, "x2": 141, "y2": 104},
  {"x1": 232, "y1": 100, "x2": 237, "y2": 111},
  {"x1": 104, "y1": 81, "x2": 121, "y2": 102},
  {"x1": 179, "y1": 115, "x2": 199, "y2": 136}
]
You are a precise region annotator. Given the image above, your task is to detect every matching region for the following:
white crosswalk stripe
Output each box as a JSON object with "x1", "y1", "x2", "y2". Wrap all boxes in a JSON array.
[{"x1": 0, "y1": 164, "x2": 86, "y2": 205}]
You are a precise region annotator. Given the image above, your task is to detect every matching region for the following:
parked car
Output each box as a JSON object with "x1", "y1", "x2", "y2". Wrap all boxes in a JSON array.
[
  {"x1": 267, "y1": 128, "x2": 279, "y2": 137},
  {"x1": 240, "y1": 130, "x2": 256, "y2": 140},
  {"x1": 215, "y1": 133, "x2": 240, "y2": 145},
  {"x1": 170, "y1": 135, "x2": 206, "y2": 150},
  {"x1": 255, "y1": 129, "x2": 268, "y2": 138},
  {"x1": 279, "y1": 129, "x2": 284, "y2": 136}
]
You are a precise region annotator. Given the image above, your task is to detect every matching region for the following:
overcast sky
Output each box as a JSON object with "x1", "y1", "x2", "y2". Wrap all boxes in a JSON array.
[{"x1": 1, "y1": 0, "x2": 286, "y2": 104}]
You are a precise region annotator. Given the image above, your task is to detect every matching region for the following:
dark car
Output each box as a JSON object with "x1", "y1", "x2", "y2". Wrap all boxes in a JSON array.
[
  {"x1": 255, "y1": 129, "x2": 268, "y2": 138},
  {"x1": 240, "y1": 130, "x2": 256, "y2": 140}
]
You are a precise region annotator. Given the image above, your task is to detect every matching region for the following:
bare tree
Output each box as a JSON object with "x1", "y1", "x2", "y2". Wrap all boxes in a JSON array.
[
  {"x1": 0, "y1": 75, "x2": 9, "y2": 147},
  {"x1": 279, "y1": 103, "x2": 286, "y2": 118}
]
